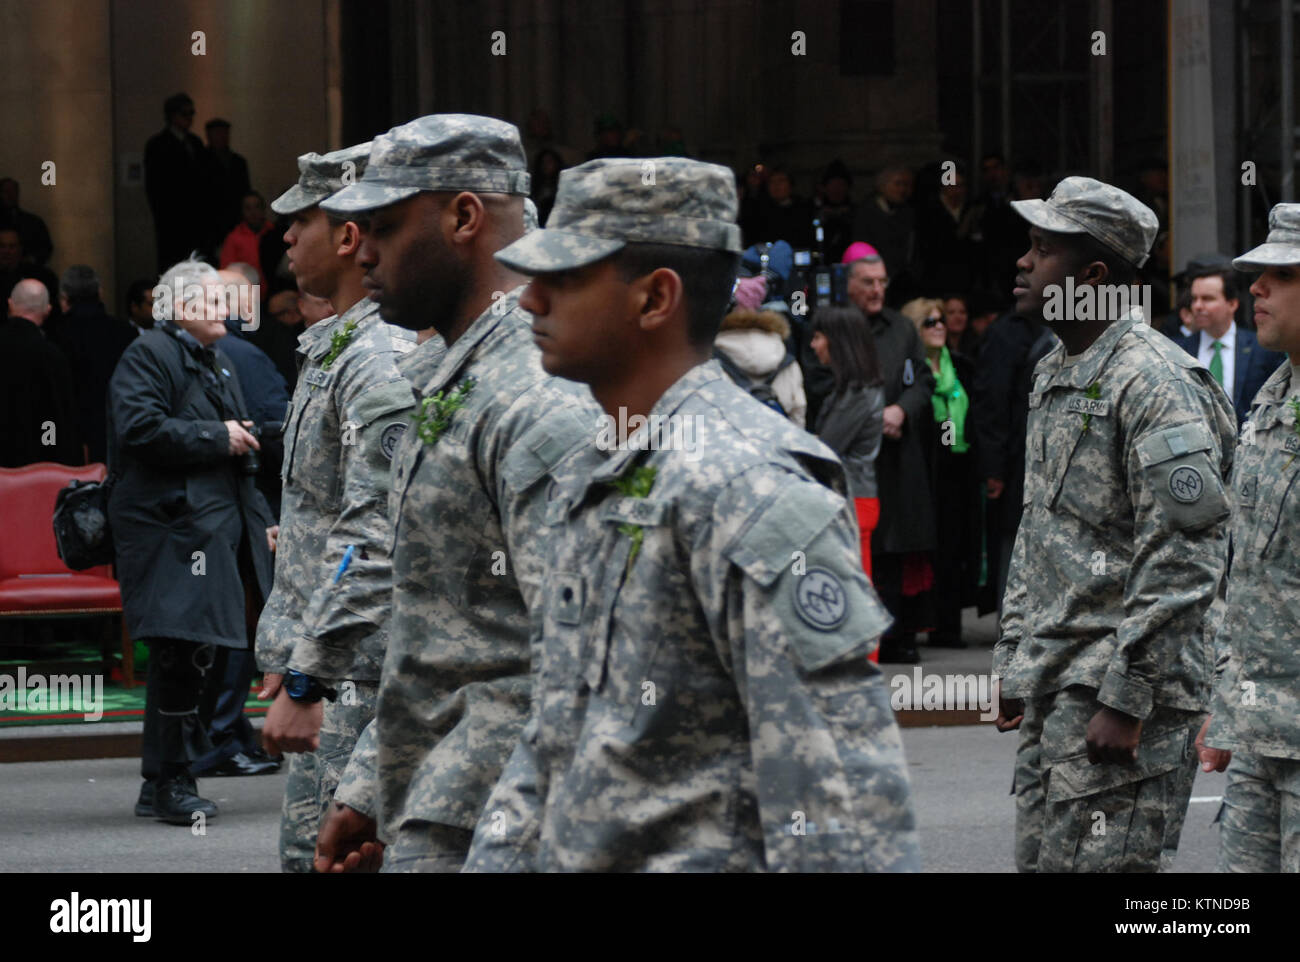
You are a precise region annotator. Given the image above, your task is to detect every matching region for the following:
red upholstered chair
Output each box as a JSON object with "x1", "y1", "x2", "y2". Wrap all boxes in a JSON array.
[{"x1": 0, "y1": 462, "x2": 136, "y2": 685}]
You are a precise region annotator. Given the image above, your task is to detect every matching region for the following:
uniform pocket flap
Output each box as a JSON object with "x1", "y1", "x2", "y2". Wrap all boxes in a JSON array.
[
  {"x1": 501, "y1": 410, "x2": 589, "y2": 492},
  {"x1": 1135, "y1": 422, "x2": 1213, "y2": 468},
  {"x1": 724, "y1": 483, "x2": 844, "y2": 588},
  {"x1": 1047, "y1": 726, "x2": 1188, "y2": 803},
  {"x1": 347, "y1": 379, "x2": 417, "y2": 427}
]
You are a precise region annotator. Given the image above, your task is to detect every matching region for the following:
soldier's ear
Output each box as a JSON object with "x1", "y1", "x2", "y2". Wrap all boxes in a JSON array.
[
  {"x1": 336, "y1": 221, "x2": 362, "y2": 257},
  {"x1": 637, "y1": 267, "x2": 685, "y2": 335},
  {"x1": 1078, "y1": 258, "x2": 1108, "y2": 288},
  {"x1": 447, "y1": 192, "x2": 488, "y2": 246}
]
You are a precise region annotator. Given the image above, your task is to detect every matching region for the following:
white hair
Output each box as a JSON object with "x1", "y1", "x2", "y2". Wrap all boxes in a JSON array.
[{"x1": 158, "y1": 258, "x2": 220, "y2": 303}]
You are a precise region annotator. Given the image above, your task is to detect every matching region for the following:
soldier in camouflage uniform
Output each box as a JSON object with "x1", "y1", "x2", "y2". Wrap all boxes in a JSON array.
[
  {"x1": 312, "y1": 115, "x2": 597, "y2": 872},
  {"x1": 1201, "y1": 203, "x2": 1300, "y2": 872},
  {"x1": 992, "y1": 177, "x2": 1237, "y2": 872},
  {"x1": 461, "y1": 157, "x2": 920, "y2": 872},
  {"x1": 254, "y1": 144, "x2": 418, "y2": 872}
]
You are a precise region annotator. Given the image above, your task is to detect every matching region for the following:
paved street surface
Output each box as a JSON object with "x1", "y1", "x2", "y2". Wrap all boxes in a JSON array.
[
  {"x1": 0, "y1": 725, "x2": 1227, "y2": 872},
  {"x1": 0, "y1": 757, "x2": 286, "y2": 872},
  {"x1": 0, "y1": 613, "x2": 1227, "y2": 872}
]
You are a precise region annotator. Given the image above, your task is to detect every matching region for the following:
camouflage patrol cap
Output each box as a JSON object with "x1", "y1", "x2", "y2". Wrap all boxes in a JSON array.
[
  {"x1": 320, "y1": 114, "x2": 530, "y2": 215},
  {"x1": 271, "y1": 142, "x2": 373, "y2": 215},
  {"x1": 524, "y1": 197, "x2": 539, "y2": 233},
  {"x1": 1234, "y1": 203, "x2": 1300, "y2": 270},
  {"x1": 494, "y1": 157, "x2": 742, "y2": 274},
  {"x1": 1011, "y1": 175, "x2": 1159, "y2": 268}
]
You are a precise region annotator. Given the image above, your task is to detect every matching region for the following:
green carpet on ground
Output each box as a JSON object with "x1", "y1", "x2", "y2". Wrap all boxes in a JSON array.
[{"x1": 0, "y1": 665, "x2": 272, "y2": 728}]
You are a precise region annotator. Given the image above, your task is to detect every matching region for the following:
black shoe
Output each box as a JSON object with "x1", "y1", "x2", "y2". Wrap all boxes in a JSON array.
[
  {"x1": 244, "y1": 746, "x2": 282, "y2": 766},
  {"x1": 134, "y1": 780, "x2": 155, "y2": 817},
  {"x1": 928, "y1": 633, "x2": 969, "y2": 649},
  {"x1": 154, "y1": 773, "x2": 218, "y2": 825},
  {"x1": 877, "y1": 641, "x2": 921, "y2": 664},
  {"x1": 194, "y1": 751, "x2": 281, "y2": 778}
]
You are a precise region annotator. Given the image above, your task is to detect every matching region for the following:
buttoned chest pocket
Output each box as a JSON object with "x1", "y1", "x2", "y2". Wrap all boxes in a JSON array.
[
  {"x1": 1240, "y1": 412, "x2": 1300, "y2": 561},
  {"x1": 1023, "y1": 390, "x2": 1049, "y2": 508},
  {"x1": 585, "y1": 497, "x2": 685, "y2": 727},
  {"x1": 1229, "y1": 416, "x2": 1267, "y2": 557},
  {"x1": 1048, "y1": 393, "x2": 1126, "y2": 529},
  {"x1": 387, "y1": 435, "x2": 424, "y2": 551},
  {"x1": 285, "y1": 386, "x2": 341, "y2": 508}
]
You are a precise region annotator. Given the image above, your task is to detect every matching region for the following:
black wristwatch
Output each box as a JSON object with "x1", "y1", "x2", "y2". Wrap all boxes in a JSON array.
[{"x1": 284, "y1": 669, "x2": 337, "y2": 704}]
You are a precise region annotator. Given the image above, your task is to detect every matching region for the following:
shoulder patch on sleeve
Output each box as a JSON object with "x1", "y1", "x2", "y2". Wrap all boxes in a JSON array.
[
  {"x1": 724, "y1": 480, "x2": 844, "y2": 588},
  {"x1": 1135, "y1": 421, "x2": 1230, "y2": 530}
]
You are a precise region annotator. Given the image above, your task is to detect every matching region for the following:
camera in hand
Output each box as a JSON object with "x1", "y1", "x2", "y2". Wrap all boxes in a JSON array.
[{"x1": 237, "y1": 420, "x2": 284, "y2": 476}]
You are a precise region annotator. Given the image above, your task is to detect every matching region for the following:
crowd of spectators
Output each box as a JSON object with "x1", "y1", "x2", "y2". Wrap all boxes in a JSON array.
[{"x1": 5, "y1": 101, "x2": 1247, "y2": 668}]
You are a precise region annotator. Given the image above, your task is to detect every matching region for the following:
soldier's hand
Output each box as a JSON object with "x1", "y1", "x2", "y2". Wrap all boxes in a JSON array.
[
  {"x1": 1085, "y1": 706, "x2": 1143, "y2": 764},
  {"x1": 266, "y1": 524, "x2": 280, "y2": 553},
  {"x1": 258, "y1": 672, "x2": 283, "y2": 700},
  {"x1": 1195, "y1": 715, "x2": 1231, "y2": 772},
  {"x1": 262, "y1": 688, "x2": 323, "y2": 754},
  {"x1": 995, "y1": 696, "x2": 1024, "y2": 732},
  {"x1": 315, "y1": 802, "x2": 384, "y2": 873}
]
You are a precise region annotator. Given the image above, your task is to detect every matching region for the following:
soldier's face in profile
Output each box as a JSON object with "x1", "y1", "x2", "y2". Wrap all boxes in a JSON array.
[
  {"x1": 1014, "y1": 227, "x2": 1074, "y2": 320},
  {"x1": 358, "y1": 193, "x2": 460, "y2": 332},
  {"x1": 519, "y1": 257, "x2": 632, "y2": 385},
  {"x1": 1249, "y1": 266, "x2": 1300, "y2": 356},
  {"x1": 284, "y1": 207, "x2": 337, "y2": 297}
]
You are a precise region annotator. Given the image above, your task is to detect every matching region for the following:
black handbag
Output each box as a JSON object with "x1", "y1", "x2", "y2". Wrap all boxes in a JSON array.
[{"x1": 52, "y1": 476, "x2": 115, "y2": 570}]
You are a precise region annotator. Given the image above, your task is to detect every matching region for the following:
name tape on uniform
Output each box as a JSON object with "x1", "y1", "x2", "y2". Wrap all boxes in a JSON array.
[{"x1": 1066, "y1": 395, "x2": 1110, "y2": 417}]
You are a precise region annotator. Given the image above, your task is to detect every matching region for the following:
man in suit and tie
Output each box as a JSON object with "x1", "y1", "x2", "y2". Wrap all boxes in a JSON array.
[{"x1": 1173, "y1": 266, "x2": 1286, "y2": 425}]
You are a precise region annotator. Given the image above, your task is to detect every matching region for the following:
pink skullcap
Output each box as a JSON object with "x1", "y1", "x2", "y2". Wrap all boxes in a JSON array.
[{"x1": 841, "y1": 241, "x2": 880, "y2": 264}]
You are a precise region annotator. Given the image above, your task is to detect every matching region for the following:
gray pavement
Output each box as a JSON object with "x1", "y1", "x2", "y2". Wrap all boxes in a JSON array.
[
  {"x1": 0, "y1": 724, "x2": 1227, "y2": 872},
  {"x1": 0, "y1": 612, "x2": 1227, "y2": 872},
  {"x1": 0, "y1": 757, "x2": 286, "y2": 872}
]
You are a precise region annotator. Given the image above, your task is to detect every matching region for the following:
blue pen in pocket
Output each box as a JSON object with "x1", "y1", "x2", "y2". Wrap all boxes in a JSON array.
[{"x1": 333, "y1": 544, "x2": 356, "y2": 585}]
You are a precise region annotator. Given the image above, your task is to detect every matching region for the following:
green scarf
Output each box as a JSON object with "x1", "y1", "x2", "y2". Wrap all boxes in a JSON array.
[{"x1": 930, "y1": 346, "x2": 970, "y2": 453}]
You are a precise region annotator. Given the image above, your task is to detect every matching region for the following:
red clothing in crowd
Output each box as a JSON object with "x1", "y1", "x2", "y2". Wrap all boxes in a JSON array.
[
  {"x1": 855, "y1": 496, "x2": 881, "y2": 663},
  {"x1": 219, "y1": 222, "x2": 270, "y2": 287}
]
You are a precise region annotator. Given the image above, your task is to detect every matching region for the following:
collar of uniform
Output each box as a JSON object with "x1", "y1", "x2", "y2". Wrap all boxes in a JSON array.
[
  {"x1": 1042, "y1": 308, "x2": 1143, "y2": 390},
  {"x1": 1255, "y1": 356, "x2": 1293, "y2": 405},
  {"x1": 299, "y1": 297, "x2": 381, "y2": 361},
  {"x1": 585, "y1": 359, "x2": 725, "y2": 487},
  {"x1": 396, "y1": 333, "x2": 448, "y2": 387},
  {"x1": 412, "y1": 287, "x2": 524, "y2": 397}
]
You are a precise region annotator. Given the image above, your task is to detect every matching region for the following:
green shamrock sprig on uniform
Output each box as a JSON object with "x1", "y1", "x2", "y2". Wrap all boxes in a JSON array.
[
  {"x1": 1079, "y1": 382, "x2": 1102, "y2": 435},
  {"x1": 319, "y1": 318, "x2": 359, "y2": 373},
  {"x1": 609, "y1": 465, "x2": 657, "y2": 574},
  {"x1": 412, "y1": 377, "x2": 476, "y2": 446}
]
